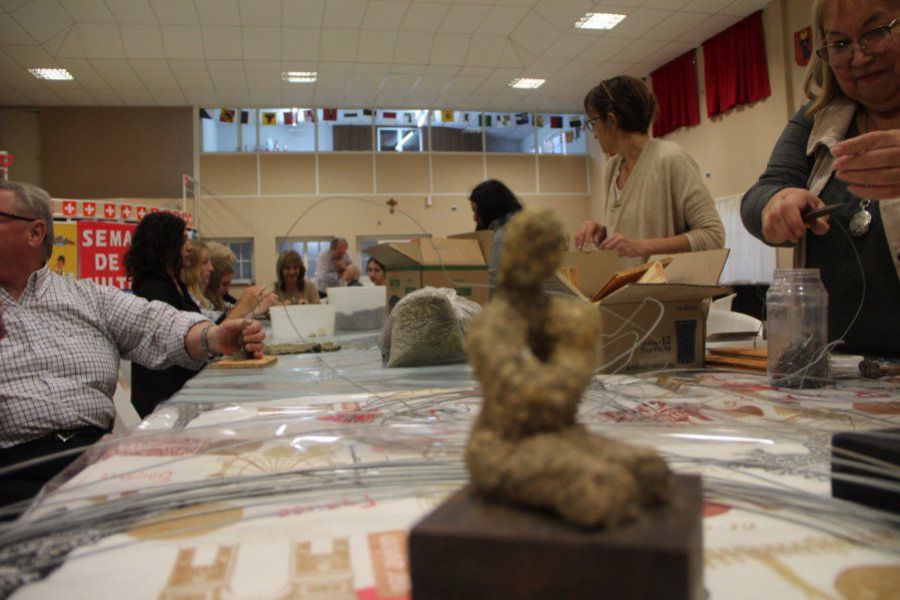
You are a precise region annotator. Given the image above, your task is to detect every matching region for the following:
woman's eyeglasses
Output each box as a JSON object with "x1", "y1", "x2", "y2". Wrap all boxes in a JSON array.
[
  {"x1": 584, "y1": 116, "x2": 603, "y2": 132},
  {"x1": 816, "y1": 18, "x2": 896, "y2": 67}
]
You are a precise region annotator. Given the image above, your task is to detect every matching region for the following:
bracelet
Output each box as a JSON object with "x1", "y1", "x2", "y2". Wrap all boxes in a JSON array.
[{"x1": 199, "y1": 324, "x2": 217, "y2": 357}]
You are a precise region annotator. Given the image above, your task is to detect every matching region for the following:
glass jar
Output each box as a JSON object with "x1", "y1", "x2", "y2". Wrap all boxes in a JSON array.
[{"x1": 766, "y1": 269, "x2": 829, "y2": 388}]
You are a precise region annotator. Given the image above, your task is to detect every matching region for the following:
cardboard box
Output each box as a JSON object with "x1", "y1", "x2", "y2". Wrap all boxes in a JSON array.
[
  {"x1": 554, "y1": 249, "x2": 731, "y2": 373},
  {"x1": 369, "y1": 237, "x2": 489, "y2": 308}
]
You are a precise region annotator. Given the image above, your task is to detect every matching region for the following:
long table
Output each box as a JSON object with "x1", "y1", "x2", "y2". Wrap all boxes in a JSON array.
[{"x1": 2, "y1": 335, "x2": 898, "y2": 599}]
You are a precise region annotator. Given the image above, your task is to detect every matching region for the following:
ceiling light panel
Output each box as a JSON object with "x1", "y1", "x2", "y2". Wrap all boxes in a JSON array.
[
  {"x1": 28, "y1": 68, "x2": 74, "y2": 80},
  {"x1": 575, "y1": 13, "x2": 627, "y2": 30},
  {"x1": 282, "y1": 71, "x2": 317, "y2": 83},
  {"x1": 509, "y1": 77, "x2": 545, "y2": 89}
]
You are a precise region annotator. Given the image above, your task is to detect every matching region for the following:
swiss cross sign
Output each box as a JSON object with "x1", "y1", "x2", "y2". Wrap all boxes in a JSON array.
[
  {"x1": 103, "y1": 203, "x2": 116, "y2": 219},
  {"x1": 62, "y1": 201, "x2": 77, "y2": 216},
  {"x1": 82, "y1": 202, "x2": 96, "y2": 217},
  {"x1": 120, "y1": 204, "x2": 133, "y2": 219},
  {"x1": 136, "y1": 206, "x2": 147, "y2": 219}
]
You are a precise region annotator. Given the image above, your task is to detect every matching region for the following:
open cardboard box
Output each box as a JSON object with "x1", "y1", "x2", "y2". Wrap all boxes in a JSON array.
[
  {"x1": 554, "y1": 248, "x2": 732, "y2": 373},
  {"x1": 369, "y1": 237, "x2": 489, "y2": 309}
]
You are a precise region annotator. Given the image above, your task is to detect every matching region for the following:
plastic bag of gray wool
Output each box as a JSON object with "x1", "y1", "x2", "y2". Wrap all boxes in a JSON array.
[{"x1": 379, "y1": 287, "x2": 482, "y2": 368}]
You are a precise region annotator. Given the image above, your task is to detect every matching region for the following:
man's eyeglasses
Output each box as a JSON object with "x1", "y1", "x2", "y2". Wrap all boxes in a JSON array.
[
  {"x1": 816, "y1": 18, "x2": 896, "y2": 67},
  {"x1": 584, "y1": 116, "x2": 603, "y2": 132},
  {"x1": 0, "y1": 210, "x2": 38, "y2": 222}
]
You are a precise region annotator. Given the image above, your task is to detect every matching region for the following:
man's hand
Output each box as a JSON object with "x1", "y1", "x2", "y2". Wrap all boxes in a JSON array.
[
  {"x1": 761, "y1": 187, "x2": 830, "y2": 244},
  {"x1": 574, "y1": 220, "x2": 608, "y2": 250},
  {"x1": 211, "y1": 319, "x2": 265, "y2": 358}
]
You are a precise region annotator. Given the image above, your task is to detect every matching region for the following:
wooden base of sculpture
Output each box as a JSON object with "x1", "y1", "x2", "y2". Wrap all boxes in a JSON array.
[{"x1": 409, "y1": 475, "x2": 703, "y2": 600}]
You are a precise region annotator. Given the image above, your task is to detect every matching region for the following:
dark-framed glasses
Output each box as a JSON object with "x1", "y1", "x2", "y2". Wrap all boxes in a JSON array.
[
  {"x1": 816, "y1": 18, "x2": 896, "y2": 67},
  {"x1": 584, "y1": 116, "x2": 603, "y2": 132},
  {"x1": 0, "y1": 210, "x2": 38, "y2": 222}
]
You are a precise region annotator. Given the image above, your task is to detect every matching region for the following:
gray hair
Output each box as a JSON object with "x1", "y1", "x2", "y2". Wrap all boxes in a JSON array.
[
  {"x1": 0, "y1": 181, "x2": 54, "y2": 260},
  {"x1": 330, "y1": 237, "x2": 348, "y2": 250}
]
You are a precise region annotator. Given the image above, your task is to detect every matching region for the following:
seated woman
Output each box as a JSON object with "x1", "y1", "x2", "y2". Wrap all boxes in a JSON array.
[
  {"x1": 343, "y1": 264, "x2": 363, "y2": 287},
  {"x1": 469, "y1": 179, "x2": 523, "y2": 289},
  {"x1": 275, "y1": 250, "x2": 320, "y2": 305},
  {"x1": 367, "y1": 257, "x2": 387, "y2": 286},
  {"x1": 206, "y1": 241, "x2": 277, "y2": 320},
  {"x1": 183, "y1": 239, "x2": 217, "y2": 321},
  {"x1": 574, "y1": 76, "x2": 725, "y2": 266},
  {"x1": 741, "y1": 0, "x2": 899, "y2": 356},
  {"x1": 124, "y1": 213, "x2": 202, "y2": 418}
]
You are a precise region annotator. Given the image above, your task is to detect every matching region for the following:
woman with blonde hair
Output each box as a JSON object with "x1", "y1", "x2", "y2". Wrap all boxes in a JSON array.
[
  {"x1": 275, "y1": 250, "x2": 320, "y2": 305},
  {"x1": 741, "y1": 0, "x2": 899, "y2": 355},
  {"x1": 205, "y1": 241, "x2": 278, "y2": 320},
  {"x1": 182, "y1": 239, "x2": 216, "y2": 320}
]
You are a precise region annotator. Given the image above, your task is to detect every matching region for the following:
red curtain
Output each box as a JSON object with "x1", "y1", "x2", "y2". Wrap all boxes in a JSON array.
[
  {"x1": 702, "y1": 10, "x2": 771, "y2": 118},
  {"x1": 650, "y1": 50, "x2": 700, "y2": 138}
]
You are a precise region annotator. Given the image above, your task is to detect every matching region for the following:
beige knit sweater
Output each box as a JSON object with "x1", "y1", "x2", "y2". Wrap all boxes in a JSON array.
[{"x1": 602, "y1": 138, "x2": 725, "y2": 258}]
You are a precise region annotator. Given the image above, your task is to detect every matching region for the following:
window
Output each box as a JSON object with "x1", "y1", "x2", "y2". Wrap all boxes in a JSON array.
[
  {"x1": 430, "y1": 110, "x2": 483, "y2": 152},
  {"x1": 376, "y1": 110, "x2": 428, "y2": 152},
  {"x1": 200, "y1": 108, "x2": 240, "y2": 152},
  {"x1": 259, "y1": 108, "x2": 315, "y2": 152},
  {"x1": 536, "y1": 113, "x2": 587, "y2": 155},
  {"x1": 276, "y1": 237, "x2": 333, "y2": 279},
  {"x1": 318, "y1": 108, "x2": 373, "y2": 151},
  {"x1": 484, "y1": 112, "x2": 536, "y2": 153},
  {"x1": 210, "y1": 238, "x2": 254, "y2": 283}
]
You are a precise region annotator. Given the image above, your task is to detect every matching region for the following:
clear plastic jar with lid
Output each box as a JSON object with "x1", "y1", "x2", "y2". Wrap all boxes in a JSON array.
[{"x1": 766, "y1": 268, "x2": 829, "y2": 388}]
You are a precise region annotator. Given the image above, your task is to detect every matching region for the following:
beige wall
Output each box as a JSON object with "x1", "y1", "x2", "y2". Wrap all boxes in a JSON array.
[{"x1": 198, "y1": 152, "x2": 590, "y2": 286}]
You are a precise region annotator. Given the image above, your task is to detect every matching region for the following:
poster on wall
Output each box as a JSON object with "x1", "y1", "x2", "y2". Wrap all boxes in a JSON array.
[
  {"x1": 47, "y1": 222, "x2": 78, "y2": 276},
  {"x1": 77, "y1": 221, "x2": 137, "y2": 290}
]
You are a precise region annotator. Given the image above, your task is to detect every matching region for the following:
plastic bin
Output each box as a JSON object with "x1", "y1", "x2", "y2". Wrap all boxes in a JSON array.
[
  {"x1": 327, "y1": 286, "x2": 387, "y2": 331},
  {"x1": 269, "y1": 304, "x2": 336, "y2": 342}
]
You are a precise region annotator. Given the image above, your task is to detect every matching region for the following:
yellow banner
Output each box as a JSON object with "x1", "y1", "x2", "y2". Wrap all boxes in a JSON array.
[
  {"x1": 48, "y1": 222, "x2": 78, "y2": 276},
  {"x1": 441, "y1": 110, "x2": 454, "y2": 123}
]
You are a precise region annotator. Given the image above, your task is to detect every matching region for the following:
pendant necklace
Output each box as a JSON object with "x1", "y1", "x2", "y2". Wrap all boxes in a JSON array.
[{"x1": 849, "y1": 111, "x2": 872, "y2": 237}]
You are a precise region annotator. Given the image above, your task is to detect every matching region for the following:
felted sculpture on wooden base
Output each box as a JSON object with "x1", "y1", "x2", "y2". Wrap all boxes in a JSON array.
[{"x1": 466, "y1": 206, "x2": 673, "y2": 527}]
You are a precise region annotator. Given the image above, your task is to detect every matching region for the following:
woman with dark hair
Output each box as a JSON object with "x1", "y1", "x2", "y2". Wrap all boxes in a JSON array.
[
  {"x1": 275, "y1": 250, "x2": 320, "y2": 304},
  {"x1": 469, "y1": 179, "x2": 524, "y2": 289},
  {"x1": 366, "y1": 257, "x2": 387, "y2": 286},
  {"x1": 124, "y1": 212, "x2": 202, "y2": 418},
  {"x1": 574, "y1": 75, "x2": 724, "y2": 266}
]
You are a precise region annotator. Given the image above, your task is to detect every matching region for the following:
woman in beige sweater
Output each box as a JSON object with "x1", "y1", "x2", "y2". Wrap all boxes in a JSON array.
[{"x1": 575, "y1": 76, "x2": 724, "y2": 264}]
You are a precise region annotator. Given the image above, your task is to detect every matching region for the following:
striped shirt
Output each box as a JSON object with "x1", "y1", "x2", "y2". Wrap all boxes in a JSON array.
[{"x1": 0, "y1": 267, "x2": 208, "y2": 448}]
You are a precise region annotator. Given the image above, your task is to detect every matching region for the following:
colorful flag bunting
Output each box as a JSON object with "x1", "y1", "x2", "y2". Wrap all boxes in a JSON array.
[
  {"x1": 550, "y1": 116, "x2": 563, "y2": 128},
  {"x1": 363, "y1": 109, "x2": 373, "y2": 116},
  {"x1": 219, "y1": 109, "x2": 235, "y2": 123},
  {"x1": 383, "y1": 111, "x2": 397, "y2": 119},
  {"x1": 441, "y1": 110, "x2": 454, "y2": 123},
  {"x1": 569, "y1": 118, "x2": 582, "y2": 129},
  {"x1": 535, "y1": 115, "x2": 545, "y2": 127},
  {"x1": 344, "y1": 111, "x2": 358, "y2": 118},
  {"x1": 240, "y1": 110, "x2": 250, "y2": 124},
  {"x1": 199, "y1": 108, "x2": 212, "y2": 119},
  {"x1": 262, "y1": 112, "x2": 277, "y2": 125},
  {"x1": 323, "y1": 108, "x2": 337, "y2": 121},
  {"x1": 565, "y1": 131, "x2": 574, "y2": 143},
  {"x1": 283, "y1": 111, "x2": 294, "y2": 125},
  {"x1": 515, "y1": 113, "x2": 529, "y2": 125}
]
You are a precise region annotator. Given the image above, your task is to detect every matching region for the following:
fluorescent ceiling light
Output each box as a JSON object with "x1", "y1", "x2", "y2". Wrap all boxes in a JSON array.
[
  {"x1": 510, "y1": 78, "x2": 545, "y2": 89},
  {"x1": 28, "y1": 68, "x2": 73, "y2": 81},
  {"x1": 281, "y1": 71, "x2": 317, "y2": 83},
  {"x1": 575, "y1": 12, "x2": 626, "y2": 30}
]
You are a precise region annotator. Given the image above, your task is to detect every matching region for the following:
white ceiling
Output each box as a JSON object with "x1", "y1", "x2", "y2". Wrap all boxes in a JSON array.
[{"x1": 0, "y1": 0, "x2": 770, "y2": 112}]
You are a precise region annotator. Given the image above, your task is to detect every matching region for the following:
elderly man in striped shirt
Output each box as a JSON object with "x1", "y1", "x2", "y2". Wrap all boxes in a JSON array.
[{"x1": 0, "y1": 181, "x2": 265, "y2": 509}]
